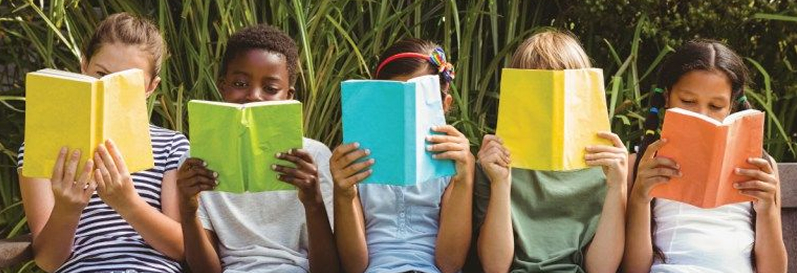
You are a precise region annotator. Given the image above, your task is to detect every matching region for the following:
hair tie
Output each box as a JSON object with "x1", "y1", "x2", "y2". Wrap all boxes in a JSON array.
[
  {"x1": 653, "y1": 87, "x2": 664, "y2": 94},
  {"x1": 645, "y1": 130, "x2": 656, "y2": 136},
  {"x1": 736, "y1": 95, "x2": 748, "y2": 103},
  {"x1": 374, "y1": 47, "x2": 455, "y2": 82},
  {"x1": 650, "y1": 107, "x2": 659, "y2": 114}
]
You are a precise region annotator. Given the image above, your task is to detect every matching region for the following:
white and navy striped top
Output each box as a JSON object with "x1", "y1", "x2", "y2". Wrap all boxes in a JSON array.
[{"x1": 18, "y1": 125, "x2": 188, "y2": 273}]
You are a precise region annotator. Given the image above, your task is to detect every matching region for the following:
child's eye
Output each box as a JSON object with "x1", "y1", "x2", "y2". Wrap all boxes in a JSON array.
[
  {"x1": 96, "y1": 71, "x2": 108, "y2": 78},
  {"x1": 680, "y1": 99, "x2": 695, "y2": 104},
  {"x1": 710, "y1": 104, "x2": 724, "y2": 110},
  {"x1": 266, "y1": 87, "x2": 280, "y2": 94},
  {"x1": 232, "y1": 81, "x2": 249, "y2": 88}
]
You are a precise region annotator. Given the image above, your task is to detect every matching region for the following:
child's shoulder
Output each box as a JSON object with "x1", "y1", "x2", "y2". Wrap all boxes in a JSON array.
[{"x1": 149, "y1": 124, "x2": 188, "y2": 140}]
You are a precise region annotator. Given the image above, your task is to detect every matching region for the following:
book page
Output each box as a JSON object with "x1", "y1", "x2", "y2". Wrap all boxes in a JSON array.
[
  {"x1": 412, "y1": 75, "x2": 455, "y2": 184},
  {"x1": 562, "y1": 69, "x2": 612, "y2": 170},
  {"x1": 243, "y1": 102, "x2": 303, "y2": 192},
  {"x1": 101, "y1": 69, "x2": 154, "y2": 174},
  {"x1": 188, "y1": 100, "x2": 246, "y2": 193},
  {"x1": 715, "y1": 111, "x2": 763, "y2": 206}
]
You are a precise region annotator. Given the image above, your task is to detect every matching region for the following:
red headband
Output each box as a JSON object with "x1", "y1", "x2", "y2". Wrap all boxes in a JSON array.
[{"x1": 375, "y1": 52, "x2": 430, "y2": 79}]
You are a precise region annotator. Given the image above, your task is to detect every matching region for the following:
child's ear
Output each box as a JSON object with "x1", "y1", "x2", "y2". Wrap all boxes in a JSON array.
[
  {"x1": 80, "y1": 58, "x2": 88, "y2": 74},
  {"x1": 145, "y1": 76, "x2": 161, "y2": 98},
  {"x1": 443, "y1": 93, "x2": 453, "y2": 113},
  {"x1": 287, "y1": 86, "x2": 296, "y2": 100}
]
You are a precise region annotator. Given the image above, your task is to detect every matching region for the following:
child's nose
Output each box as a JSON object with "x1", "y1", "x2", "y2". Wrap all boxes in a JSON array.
[{"x1": 245, "y1": 87, "x2": 266, "y2": 102}]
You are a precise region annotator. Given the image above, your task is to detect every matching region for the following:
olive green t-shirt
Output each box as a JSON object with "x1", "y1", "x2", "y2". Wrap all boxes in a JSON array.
[{"x1": 471, "y1": 167, "x2": 607, "y2": 273}]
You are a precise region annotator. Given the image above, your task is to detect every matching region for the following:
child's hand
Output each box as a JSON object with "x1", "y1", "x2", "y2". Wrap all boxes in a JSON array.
[
  {"x1": 330, "y1": 143, "x2": 373, "y2": 200},
  {"x1": 585, "y1": 132, "x2": 629, "y2": 189},
  {"x1": 273, "y1": 149, "x2": 324, "y2": 208},
  {"x1": 176, "y1": 158, "x2": 217, "y2": 216},
  {"x1": 50, "y1": 147, "x2": 97, "y2": 214},
  {"x1": 631, "y1": 139, "x2": 682, "y2": 203},
  {"x1": 427, "y1": 125, "x2": 475, "y2": 181},
  {"x1": 476, "y1": 134, "x2": 511, "y2": 185},
  {"x1": 734, "y1": 157, "x2": 780, "y2": 213},
  {"x1": 93, "y1": 139, "x2": 143, "y2": 211}
]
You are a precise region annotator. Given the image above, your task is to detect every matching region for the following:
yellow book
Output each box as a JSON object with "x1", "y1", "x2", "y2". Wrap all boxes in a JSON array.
[
  {"x1": 496, "y1": 68, "x2": 611, "y2": 171},
  {"x1": 22, "y1": 68, "x2": 154, "y2": 178}
]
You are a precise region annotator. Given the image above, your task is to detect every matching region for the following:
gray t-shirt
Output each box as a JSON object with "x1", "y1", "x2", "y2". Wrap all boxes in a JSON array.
[{"x1": 180, "y1": 138, "x2": 334, "y2": 273}]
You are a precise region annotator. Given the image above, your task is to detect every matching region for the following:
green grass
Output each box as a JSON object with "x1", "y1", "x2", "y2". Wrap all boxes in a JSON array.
[{"x1": 0, "y1": 1, "x2": 795, "y2": 272}]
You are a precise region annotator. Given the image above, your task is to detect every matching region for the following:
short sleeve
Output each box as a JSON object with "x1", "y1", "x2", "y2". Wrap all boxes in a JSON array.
[
  {"x1": 17, "y1": 143, "x2": 25, "y2": 168},
  {"x1": 165, "y1": 132, "x2": 189, "y2": 171}
]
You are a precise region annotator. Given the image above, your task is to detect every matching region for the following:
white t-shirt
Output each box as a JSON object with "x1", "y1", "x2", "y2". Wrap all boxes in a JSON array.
[
  {"x1": 181, "y1": 138, "x2": 334, "y2": 273},
  {"x1": 650, "y1": 198, "x2": 755, "y2": 273}
]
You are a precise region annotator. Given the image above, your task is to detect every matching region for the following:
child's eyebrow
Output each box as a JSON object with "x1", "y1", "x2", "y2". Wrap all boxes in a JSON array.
[
  {"x1": 230, "y1": 70, "x2": 251, "y2": 77},
  {"x1": 95, "y1": 63, "x2": 111, "y2": 72}
]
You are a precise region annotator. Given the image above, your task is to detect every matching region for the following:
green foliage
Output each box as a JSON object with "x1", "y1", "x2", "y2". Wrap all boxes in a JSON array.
[{"x1": 0, "y1": 1, "x2": 794, "y2": 272}]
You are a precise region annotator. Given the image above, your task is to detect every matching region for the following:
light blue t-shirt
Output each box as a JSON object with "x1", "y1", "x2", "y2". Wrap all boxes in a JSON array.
[{"x1": 358, "y1": 177, "x2": 452, "y2": 273}]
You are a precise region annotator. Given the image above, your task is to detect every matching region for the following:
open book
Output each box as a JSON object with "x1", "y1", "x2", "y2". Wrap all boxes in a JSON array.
[
  {"x1": 340, "y1": 75, "x2": 456, "y2": 186},
  {"x1": 23, "y1": 68, "x2": 153, "y2": 178},
  {"x1": 496, "y1": 68, "x2": 612, "y2": 171},
  {"x1": 188, "y1": 100, "x2": 303, "y2": 193},
  {"x1": 652, "y1": 107, "x2": 763, "y2": 208}
]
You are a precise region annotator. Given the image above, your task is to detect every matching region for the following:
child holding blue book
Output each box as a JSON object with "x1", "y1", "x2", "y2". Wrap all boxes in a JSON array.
[
  {"x1": 175, "y1": 25, "x2": 339, "y2": 273},
  {"x1": 623, "y1": 40, "x2": 787, "y2": 273},
  {"x1": 332, "y1": 39, "x2": 475, "y2": 273}
]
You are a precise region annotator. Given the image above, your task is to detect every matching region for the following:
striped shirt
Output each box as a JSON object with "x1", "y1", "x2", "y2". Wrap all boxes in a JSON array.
[{"x1": 18, "y1": 125, "x2": 188, "y2": 273}]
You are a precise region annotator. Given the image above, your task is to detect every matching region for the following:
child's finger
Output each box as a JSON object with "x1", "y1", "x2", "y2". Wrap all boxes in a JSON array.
[
  {"x1": 427, "y1": 143, "x2": 464, "y2": 152},
  {"x1": 345, "y1": 169, "x2": 372, "y2": 187},
  {"x1": 96, "y1": 146, "x2": 119, "y2": 182},
  {"x1": 735, "y1": 168, "x2": 772, "y2": 182},
  {"x1": 83, "y1": 180, "x2": 97, "y2": 199},
  {"x1": 75, "y1": 159, "x2": 94, "y2": 189},
  {"x1": 64, "y1": 149, "x2": 81, "y2": 183},
  {"x1": 597, "y1": 131, "x2": 625, "y2": 148},
  {"x1": 188, "y1": 175, "x2": 218, "y2": 190},
  {"x1": 431, "y1": 125, "x2": 465, "y2": 137},
  {"x1": 277, "y1": 174, "x2": 311, "y2": 189},
  {"x1": 340, "y1": 159, "x2": 374, "y2": 178},
  {"x1": 746, "y1": 157, "x2": 773, "y2": 174},
  {"x1": 426, "y1": 134, "x2": 461, "y2": 144},
  {"x1": 733, "y1": 180, "x2": 776, "y2": 193},
  {"x1": 94, "y1": 169, "x2": 107, "y2": 192},
  {"x1": 276, "y1": 151, "x2": 316, "y2": 172},
  {"x1": 105, "y1": 139, "x2": 129, "y2": 175},
  {"x1": 585, "y1": 145, "x2": 626, "y2": 154},
  {"x1": 288, "y1": 149, "x2": 315, "y2": 165},
  {"x1": 652, "y1": 157, "x2": 679, "y2": 170},
  {"x1": 586, "y1": 158, "x2": 620, "y2": 167},
  {"x1": 272, "y1": 164, "x2": 312, "y2": 180},
  {"x1": 180, "y1": 158, "x2": 207, "y2": 172},
  {"x1": 585, "y1": 152, "x2": 625, "y2": 161},
  {"x1": 432, "y1": 151, "x2": 463, "y2": 161},
  {"x1": 341, "y1": 148, "x2": 370, "y2": 166},
  {"x1": 642, "y1": 139, "x2": 668, "y2": 160},
  {"x1": 481, "y1": 134, "x2": 503, "y2": 148},
  {"x1": 645, "y1": 167, "x2": 681, "y2": 178},
  {"x1": 331, "y1": 143, "x2": 360, "y2": 162},
  {"x1": 738, "y1": 190, "x2": 769, "y2": 200},
  {"x1": 51, "y1": 147, "x2": 69, "y2": 182}
]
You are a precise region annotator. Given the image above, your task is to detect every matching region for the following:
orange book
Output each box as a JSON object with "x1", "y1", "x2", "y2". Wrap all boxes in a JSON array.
[{"x1": 651, "y1": 107, "x2": 763, "y2": 208}]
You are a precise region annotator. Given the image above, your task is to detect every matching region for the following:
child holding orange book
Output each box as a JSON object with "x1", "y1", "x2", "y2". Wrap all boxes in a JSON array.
[
  {"x1": 18, "y1": 13, "x2": 187, "y2": 272},
  {"x1": 471, "y1": 30, "x2": 627, "y2": 273},
  {"x1": 623, "y1": 40, "x2": 788, "y2": 273}
]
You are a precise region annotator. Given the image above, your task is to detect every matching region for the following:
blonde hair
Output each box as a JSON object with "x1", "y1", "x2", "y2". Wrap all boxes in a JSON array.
[
  {"x1": 82, "y1": 12, "x2": 167, "y2": 78},
  {"x1": 509, "y1": 29, "x2": 591, "y2": 70}
]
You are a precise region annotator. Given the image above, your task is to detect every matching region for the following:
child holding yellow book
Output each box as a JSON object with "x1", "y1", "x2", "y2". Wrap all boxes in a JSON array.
[
  {"x1": 175, "y1": 24, "x2": 339, "y2": 273},
  {"x1": 471, "y1": 30, "x2": 627, "y2": 273},
  {"x1": 623, "y1": 40, "x2": 787, "y2": 273},
  {"x1": 18, "y1": 13, "x2": 187, "y2": 272},
  {"x1": 332, "y1": 39, "x2": 475, "y2": 273}
]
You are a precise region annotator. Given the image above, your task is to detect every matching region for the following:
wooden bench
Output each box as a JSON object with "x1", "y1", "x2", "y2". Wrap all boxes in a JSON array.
[{"x1": 1, "y1": 164, "x2": 795, "y2": 269}]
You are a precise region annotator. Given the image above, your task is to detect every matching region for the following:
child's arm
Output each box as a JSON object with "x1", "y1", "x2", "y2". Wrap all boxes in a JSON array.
[
  {"x1": 623, "y1": 139, "x2": 680, "y2": 273},
  {"x1": 274, "y1": 149, "x2": 339, "y2": 273},
  {"x1": 474, "y1": 135, "x2": 513, "y2": 273},
  {"x1": 177, "y1": 158, "x2": 222, "y2": 273},
  {"x1": 583, "y1": 132, "x2": 628, "y2": 273},
  {"x1": 20, "y1": 148, "x2": 96, "y2": 272},
  {"x1": 427, "y1": 125, "x2": 474, "y2": 273},
  {"x1": 331, "y1": 143, "x2": 373, "y2": 273},
  {"x1": 93, "y1": 140, "x2": 185, "y2": 260},
  {"x1": 735, "y1": 157, "x2": 788, "y2": 272}
]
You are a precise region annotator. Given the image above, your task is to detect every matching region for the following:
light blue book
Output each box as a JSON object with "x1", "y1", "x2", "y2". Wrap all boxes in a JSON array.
[{"x1": 341, "y1": 75, "x2": 456, "y2": 186}]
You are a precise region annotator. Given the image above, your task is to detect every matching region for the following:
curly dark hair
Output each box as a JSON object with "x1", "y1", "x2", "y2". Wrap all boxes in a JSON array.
[{"x1": 219, "y1": 24, "x2": 299, "y2": 84}]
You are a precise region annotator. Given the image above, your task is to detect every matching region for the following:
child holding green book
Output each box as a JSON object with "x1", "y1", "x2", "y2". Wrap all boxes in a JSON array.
[
  {"x1": 471, "y1": 30, "x2": 627, "y2": 273},
  {"x1": 332, "y1": 38, "x2": 475, "y2": 273},
  {"x1": 176, "y1": 24, "x2": 339, "y2": 273},
  {"x1": 18, "y1": 13, "x2": 187, "y2": 272}
]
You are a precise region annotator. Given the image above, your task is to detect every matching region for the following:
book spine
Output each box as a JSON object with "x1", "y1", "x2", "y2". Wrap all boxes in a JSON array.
[
  {"x1": 407, "y1": 83, "x2": 417, "y2": 184},
  {"x1": 553, "y1": 71, "x2": 564, "y2": 169},
  {"x1": 94, "y1": 81, "x2": 104, "y2": 155}
]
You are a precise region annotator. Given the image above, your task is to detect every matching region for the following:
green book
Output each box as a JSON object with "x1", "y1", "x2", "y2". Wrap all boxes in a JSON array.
[{"x1": 188, "y1": 100, "x2": 303, "y2": 193}]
